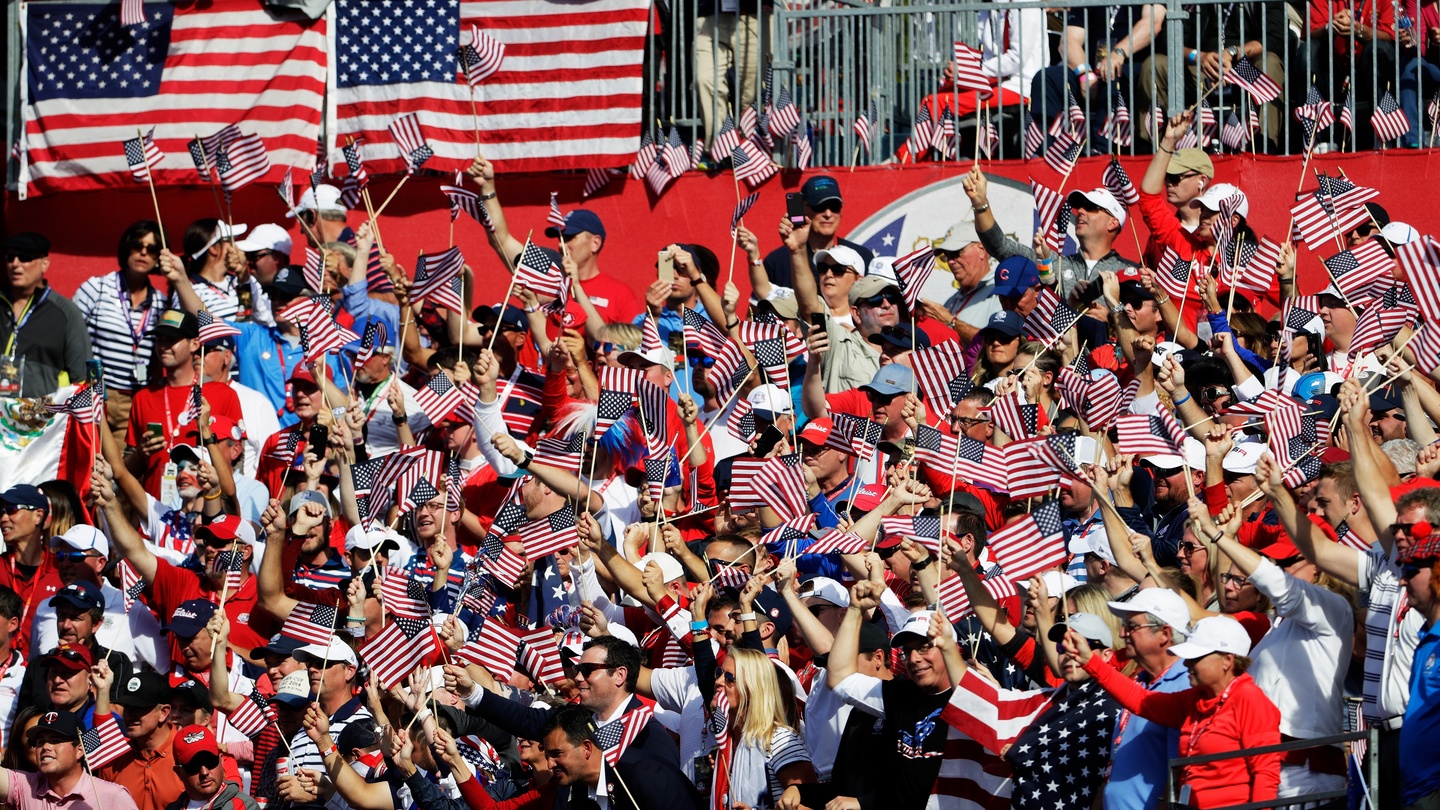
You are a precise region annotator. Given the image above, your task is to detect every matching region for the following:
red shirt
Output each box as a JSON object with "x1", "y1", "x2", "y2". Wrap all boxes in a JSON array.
[
  {"x1": 253, "y1": 427, "x2": 310, "y2": 500},
  {"x1": 146, "y1": 557, "x2": 268, "y2": 658},
  {"x1": 126, "y1": 380, "x2": 244, "y2": 496},
  {"x1": 556, "y1": 272, "x2": 643, "y2": 327},
  {"x1": 0, "y1": 551, "x2": 62, "y2": 657}
]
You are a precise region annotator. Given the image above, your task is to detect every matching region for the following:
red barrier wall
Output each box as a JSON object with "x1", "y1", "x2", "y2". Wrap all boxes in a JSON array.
[{"x1": 8, "y1": 150, "x2": 1440, "y2": 302}]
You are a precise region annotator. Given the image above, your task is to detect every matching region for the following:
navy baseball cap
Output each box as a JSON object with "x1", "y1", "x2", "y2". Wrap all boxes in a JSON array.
[
  {"x1": 801, "y1": 176, "x2": 842, "y2": 207},
  {"x1": 991, "y1": 256, "x2": 1041, "y2": 298},
  {"x1": 750, "y1": 588, "x2": 794, "y2": 637},
  {"x1": 867, "y1": 324, "x2": 931, "y2": 351},
  {"x1": 51, "y1": 581, "x2": 104, "y2": 613},
  {"x1": 545, "y1": 209, "x2": 606, "y2": 241},
  {"x1": 979, "y1": 310, "x2": 1024, "y2": 340},
  {"x1": 0, "y1": 485, "x2": 47, "y2": 512},
  {"x1": 265, "y1": 265, "x2": 310, "y2": 301},
  {"x1": 474, "y1": 303, "x2": 530, "y2": 332},
  {"x1": 203, "y1": 334, "x2": 236, "y2": 352},
  {"x1": 165, "y1": 599, "x2": 219, "y2": 638},
  {"x1": 859, "y1": 364, "x2": 914, "y2": 398},
  {"x1": 250, "y1": 632, "x2": 306, "y2": 662},
  {"x1": 27, "y1": 710, "x2": 80, "y2": 743}
]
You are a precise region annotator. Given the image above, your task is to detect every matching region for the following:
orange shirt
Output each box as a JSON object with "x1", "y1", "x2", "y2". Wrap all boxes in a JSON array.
[{"x1": 96, "y1": 726, "x2": 186, "y2": 810}]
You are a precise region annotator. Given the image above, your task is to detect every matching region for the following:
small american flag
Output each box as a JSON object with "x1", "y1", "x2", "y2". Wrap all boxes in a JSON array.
[
  {"x1": 355, "y1": 321, "x2": 387, "y2": 366},
  {"x1": 714, "y1": 565, "x2": 752, "y2": 590},
  {"x1": 1222, "y1": 59, "x2": 1281, "y2": 104},
  {"x1": 519, "y1": 503, "x2": 580, "y2": 559},
  {"x1": 1221, "y1": 112, "x2": 1250, "y2": 151},
  {"x1": 750, "y1": 97, "x2": 774, "y2": 149},
  {"x1": 1396, "y1": 236, "x2": 1440, "y2": 323},
  {"x1": 123, "y1": 127, "x2": 164, "y2": 184},
  {"x1": 1102, "y1": 157, "x2": 1139, "y2": 206},
  {"x1": 987, "y1": 499, "x2": 1067, "y2": 581},
  {"x1": 768, "y1": 83, "x2": 801, "y2": 142},
  {"x1": 1429, "y1": 93, "x2": 1440, "y2": 132},
  {"x1": 1101, "y1": 90, "x2": 1133, "y2": 147},
  {"x1": 547, "y1": 191, "x2": 567, "y2": 231},
  {"x1": 631, "y1": 130, "x2": 659, "y2": 178},
  {"x1": 282, "y1": 602, "x2": 340, "y2": 646},
  {"x1": 415, "y1": 371, "x2": 466, "y2": 423},
  {"x1": 278, "y1": 167, "x2": 294, "y2": 209},
  {"x1": 600, "y1": 705, "x2": 654, "y2": 767},
  {"x1": 731, "y1": 139, "x2": 775, "y2": 187},
  {"x1": 1324, "y1": 240, "x2": 1393, "y2": 300},
  {"x1": 710, "y1": 689, "x2": 732, "y2": 748},
  {"x1": 910, "y1": 342, "x2": 969, "y2": 415},
  {"x1": 952, "y1": 41, "x2": 994, "y2": 95},
  {"x1": 1043, "y1": 127, "x2": 1082, "y2": 176},
  {"x1": 1030, "y1": 179, "x2": 1067, "y2": 253},
  {"x1": 362, "y1": 616, "x2": 438, "y2": 690},
  {"x1": 1295, "y1": 85, "x2": 1336, "y2": 141},
  {"x1": 1350, "y1": 302, "x2": 1412, "y2": 354},
  {"x1": 514, "y1": 239, "x2": 566, "y2": 302},
  {"x1": 935, "y1": 572, "x2": 1017, "y2": 622},
  {"x1": 1023, "y1": 287, "x2": 1081, "y2": 344},
  {"x1": 81, "y1": 715, "x2": 132, "y2": 770},
  {"x1": 712, "y1": 115, "x2": 742, "y2": 163},
  {"x1": 933, "y1": 108, "x2": 957, "y2": 160},
  {"x1": 892, "y1": 244, "x2": 937, "y2": 313},
  {"x1": 119, "y1": 559, "x2": 145, "y2": 611},
  {"x1": 339, "y1": 139, "x2": 368, "y2": 207},
  {"x1": 663, "y1": 126, "x2": 692, "y2": 179},
  {"x1": 459, "y1": 24, "x2": 505, "y2": 87},
  {"x1": 807, "y1": 528, "x2": 870, "y2": 555},
  {"x1": 906, "y1": 104, "x2": 935, "y2": 160},
  {"x1": 763, "y1": 514, "x2": 818, "y2": 550},
  {"x1": 989, "y1": 391, "x2": 1037, "y2": 442},
  {"x1": 1371, "y1": 91, "x2": 1411, "y2": 143},
  {"x1": 196, "y1": 309, "x2": 241, "y2": 344},
  {"x1": 881, "y1": 515, "x2": 943, "y2": 553},
  {"x1": 1155, "y1": 246, "x2": 1193, "y2": 301},
  {"x1": 386, "y1": 112, "x2": 433, "y2": 175},
  {"x1": 412, "y1": 247, "x2": 465, "y2": 313},
  {"x1": 119, "y1": 0, "x2": 145, "y2": 26},
  {"x1": 205, "y1": 125, "x2": 270, "y2": 193},
  {"x1": 533, "y1": 431, "x2": 585, "y2": 475},
  {"x1": 225, "y1": 685, "x2": 278, "y2": 737},
  {"x1": 1338, "y1": 90, "x2": 1356, "y2": 138},
  {"x1": 582, "y1": 168, "x2": 621, "y2": 199},
  {"x1": 854, "y1": 97, "x2": 879, "y2": 154},
  {"x1": 300, "y1": 247, "x2": 324, "y2": 293},
  {"x1": 1115, "y1": 411, "x2": 1189, "y2": 457},
  {"x1": 727, "y1": 398, "x2": 756, "y2": 443},
  {"x1": 1057, "y1": 366, "x2": 1125, "y2": 431},
  {"x1": 45, "y1": 384, "x2": 105, "y2": 425},
  {"x1": 829, "y1": 412, "x2": 885, "y2": 462},
  {"x1": 752, "y1": 453, "x2": 810, "y2": 520},
  {"x1": 379, "y1": 566, "x2": 433, "y2": 621},
  {"x1": 792, "y1": 121, "x2": 813, "y2": 170},
  {"x1": 979, "y1": 111, "x2": 1000, "y2": 159},
  {"x1": 1022, "y1": 107, "x2": 1045, "y2": 159},
  {"x1": 456, "y1": 620, "x2": 519, "y2": 680},
  {"x1": 211, "y1": 549, "x2": 246, "y2": 592},
  {"x1": 731, "y1": 192, "x2": 759, "y2": 236},
  {"x1": 593, "y1": 366, "x2": 641, "y2": 439},
  {"x1": 518, "y1": 627, "x2": 566, "y2": 684}
]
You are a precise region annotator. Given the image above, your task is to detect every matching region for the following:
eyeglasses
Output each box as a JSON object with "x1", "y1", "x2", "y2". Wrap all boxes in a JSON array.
[
  {"x1": 1122, "y1": 620, "x2": 1164, "y2": 633},
  {"x1": 575, "y1": 662, "x2": 615, "y2": 679},
  {"x1": 817, "y1": 263, "x2": 852, "y2": 276},
  {"x1": 129, "y1": 241, "x2": 162, "y2": 257},
  {"x1": 1164, "y1": 171, "x2": 1203, "y2": 185},
  {"x1": 52, "y1": 551, "x2": 100, "y2": 563},
  {"x1": 1220, "y1": 572, "x2": 1250, "y2": 586},
  {"x1": 856, "y1": 292, "x2": 901, "y2": 308},
  {"x1": 950, "y1": 415, "x2": 988, "y2": 428},
  {"x1": 417, "y1": 501, "x2": 446, "y2": 513}
]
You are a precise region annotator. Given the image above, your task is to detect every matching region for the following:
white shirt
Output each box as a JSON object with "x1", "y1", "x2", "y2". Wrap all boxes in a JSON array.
[
  {"x1": 0, "y1": 650, "x2": 25, "y2": 750},
  {"x1": 801, "y1": 666, "x2": 854, "y2": 780},
  {"x1": 30, "y1": 581, "x2": 171, "y2": 674},
  {"x1": 1246, "y1": 558, "x2": 1353, "y2": 739},
  {"x1": 978, "y1": 4, "x2": 1046, "y2": 99},
  {"x1": 1355, "y1": 542, "x2": 1424, "y2": 721},
  {"x1": 358, "y1": 375, "x2": 432, "y2": 457},
  {"x1": 227, "y1": 379, "x2": 281, "y2": 467},
  {"x1": 648, "y1": 664, "x2": 707, "y2": 780}
]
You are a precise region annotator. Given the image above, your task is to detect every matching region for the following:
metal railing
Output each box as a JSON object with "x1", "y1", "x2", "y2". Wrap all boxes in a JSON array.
[
  {"x1": 642, "y1": 0, "x2": 1437, "y2": 168},
  {"x1": 1163, "y1": 728, "x2": 1379, "y2": 810}
]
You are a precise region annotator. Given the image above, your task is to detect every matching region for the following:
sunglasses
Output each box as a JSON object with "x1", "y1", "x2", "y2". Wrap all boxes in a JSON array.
[
  {"x1": 1402, "y1": 558, "x2": 1438, "y2": 579},
  {"x1": 857, "y1": 292, "x2": 902, "y2": 308},
  {"x1": 1, "y1": 505, "x2": 43, "y2": 515},
  {"x1": 818, "y1": 263, "x2": 853, "y2": 276},
  {"x1": 180, "y1": 753, "x2": 221, "y2": 774},
  {"x1": 1122, "y1": 619, "x2": 1164, "y2": 633},
  {"x1": 1164, "y1": 171, "x2": 1203, "y2": 184},
  {"x1": 811, "y1": 201, "x2": 843, "y2": 214},
  {"x1": 4, "y1": 254, "x2": 42, "y2": 263},
  {"x1": 129, "y1": 242, "x2": 162, "y2": 257},
  {"x1": 1177, "y1": 541, "x2": 1204, "y2": 555},
  {"x1": 575, "y1": 662, "x2": 615, "y2": 679},
  {"x1": 718, "y1": 670, "x2": 737, "y2": 684},
  {"x1": 592, "y1": 342, "x2": 619, "y2": 355},
  {"x1": 875, "y1": 544, "x2": 901, "y2": 560},
  {"x1": 688, "y1": 355, "x2": 715, "y2": 368},
  {"x1": 52, "y1": 551, "x2": 100, "y2": 563},
  {"x1": 1199, "y1": 386, "x2": 1232, "y2": 403},
  {"x1": 1390, "y1": 521, "x2": 1434, "y2": 540}
]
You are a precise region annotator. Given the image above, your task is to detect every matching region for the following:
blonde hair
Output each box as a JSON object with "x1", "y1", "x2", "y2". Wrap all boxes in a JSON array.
[
  {"x1": 598, "y1": 322, "x2": 641, "y2": 351},
  {"x1": 729, "y1": 647, "x2": 795, "y2": 751},
  {"x1": 1066, "y1": 583, "x2": 1123, "y2": 646}
]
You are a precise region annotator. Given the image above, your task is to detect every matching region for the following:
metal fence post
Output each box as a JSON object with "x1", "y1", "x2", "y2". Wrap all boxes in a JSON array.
[{"x1": 1164, "y1": 0, "x2": 1188, "y2": 121}]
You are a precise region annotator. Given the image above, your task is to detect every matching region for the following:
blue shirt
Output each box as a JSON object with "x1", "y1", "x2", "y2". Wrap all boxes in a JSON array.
[
  {"x1": 1104, "y1": 659, "x2": 1188, "y2": 810},
  {"x1": 234, "y1": 322, "x2": 346, "y2": 428},
  {"x1": 775, "y1": 492, "x2": 846, "y2": 581},
  {"x1": 339, "y1": 281, "x2": 400, "y2": 364},
  {"x1": 1402, "y1": 621, "x2": 1440, "y2": 804}
]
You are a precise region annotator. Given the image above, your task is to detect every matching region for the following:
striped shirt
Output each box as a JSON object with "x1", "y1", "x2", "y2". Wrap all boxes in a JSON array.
[
  {"x1": 288, "y1": 695, "x2": 371, "y2": 787},
  {"x1": 1356, "y1": 543, "x2": 1425, "y2": 722},
  {"x1": 176, "y1": 274, "x2": 241, "y2": 322},
  {"x1": 72, "y1": 271, "x2": 165, "y2": 391}
]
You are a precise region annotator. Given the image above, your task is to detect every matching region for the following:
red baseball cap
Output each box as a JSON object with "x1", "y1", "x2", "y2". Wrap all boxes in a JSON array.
[
  {"x1": 1258, "y1": 538, "x2": 1302, "y2": 561},
  {"x1": 208, "y1": 415, "x2": 245, "y2": 442},
  {"x1": 290, "y1": 363, "x2": 322, "y2": 385},
  {"x1": 45, "y1": 642, "x2": 94, "y2": 673},
  {"x1": 172, "y1": 724, "x2": 221, "y2": 768},
  {"x1": 797, "y1": 417, "x2": 833, "y2": 446},
  {"x1": 197, "y1": 514, "x2": 244, "y2": 542},
  {"x1": 850, "y1": 484, "x2": 888, "y2": 513}
]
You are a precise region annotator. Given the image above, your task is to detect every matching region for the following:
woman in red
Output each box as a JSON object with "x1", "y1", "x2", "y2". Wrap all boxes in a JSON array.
[{"x1": 1064, "y1": 613, "x2": 1282, "y2": 809}]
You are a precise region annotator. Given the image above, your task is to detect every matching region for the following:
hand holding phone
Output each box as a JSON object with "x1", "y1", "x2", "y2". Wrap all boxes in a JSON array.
[
  {"x1": 785, "y1": 193, "x2": 807, "y2": 226},
  {"x1": 657, "y1": 250, "x2": 675, "y2": 284}
]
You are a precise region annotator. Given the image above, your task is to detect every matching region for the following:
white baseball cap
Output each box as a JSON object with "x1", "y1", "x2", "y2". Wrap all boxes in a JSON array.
[
  {"x1": 1067, "y1": 188, "x2": 1127, "y2": 227},
  {"x1": 291, "y1": 184, "x2": 348, "y2": 217},
  {"x1": 1069, "y1": 529, "x2": 1115, "y2": 563},
  {"x1": 890, "y1": 610, "x2": 957, "y2": 647},
  {"x1": 635, "y1": 552, "x2": 685, "y2": 584},
  {"x1": 798, "y1": 577, "x2": 850, "y2": 608},
  {"x1": 190, "y1": 221, "x2": 248, "y2": 260},
  {"x1": 867, "y1": 257, "x2": 898, "y2": 283},
  {"x1": 1193, "y1": 183, "x2": 1250, "y2": 219},
  {"x1": 814, "y1": 245, "x2": 865, "y2": 275},
  {"x1": 344, "y1": 523, "x2": 400, "y2": 554},
  {"x1": 616, "y1": 346, "x2": 671, "y2": 370},
  {"x1": 293, "y1": 636, "x2": 358, "y2": 668},
  {"x1": 1382, "y1": 221, "x2": 1420, "y2": 246},
  {"x1": 1072, "y1": 435, "x2": 1107, "y2": 468},
  {"x1": 1041, "y1": 571, "x2": 1080, "y2": 598},
  {"x1": 53, "y1": 525, "x2": 109, "y2": 558},
  {"x1": 1108, "y1": 587, "x2": 1190, "y2": 634},
  {"x1": 1222, "y1": 442, "x2": 1265, "y2": 475},
  {"x1": 1151, "y1": 340, "x2": 1187, "y2": 368},
  {"x1": 1144, "y1": 436, "x2": 1206, "y2": 471},
  {"x1": 234, "y1": 223, "x2": 293, "y2": 258},
  {"x1": 1168, "y1": 614, "x2": 1252, "y2": 660},
  {"x1": 747, "y1": 384, "x2": 794, "y2": 416}
]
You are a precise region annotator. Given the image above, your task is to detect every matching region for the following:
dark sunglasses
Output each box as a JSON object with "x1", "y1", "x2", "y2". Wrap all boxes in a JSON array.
[
  {"x1": 52, "y1": 551, "x2": 100, "y2": 563},
  {"x1": 1390, "y1": 521, "x2": 1434, "y2": 540},
  {"x1": 592, "y1": 342, "x2": 619, "y2": 354},
  {"x1": 4, "y1": 254, "x2": 42, "y2": 263},
  {"x1": 1199, "y1": 386, "x2": 1232, "y2": 403},
  {"x1": 811, "y1": 201, "x2": 843, "y2": 214},
  {"x1": 857, "y1": 292, "x2": 902, "y2": 308},
  {"x1": 1402, "y1": 558, "x2": 1438, "y2": 579},
  {"x1": 180, "y1": 753, "x2": 221, "y2": 774},
  {"x1": 876, "y1": 544, "x2": 901, "y2": 560},
  {"x1": 575, "y1": 662, "x2": 615, "y2": 679},
  {"x1": 129, "y1": 242, "x2": 162, "y2": 257},
  {"x1": 818, "y1": 263, "x2": 852, "y2": 276},
  {"x1": 718, "y1": 670, "x2": 737, "y2": 684},
  {"x1": 1, "y1": 504, "x2": 43, "y2": 516},
  {"x1": 1164, "y1": 171, "x2": 1202, "y2": 184},
  {"x1": 688, "y1": 355, "x2": 715, "y2": 368}
]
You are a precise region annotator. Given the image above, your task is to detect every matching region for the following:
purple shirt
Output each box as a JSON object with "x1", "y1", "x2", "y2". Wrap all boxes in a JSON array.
[{"x1": 5, "y1": 768, "x2": 140, "y2": 810}]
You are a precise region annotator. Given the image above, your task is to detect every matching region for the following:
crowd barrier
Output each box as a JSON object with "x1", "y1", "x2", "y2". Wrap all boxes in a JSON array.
[{"x1": 1164, "y1": 728, "x2": 1379, "y2": 810}]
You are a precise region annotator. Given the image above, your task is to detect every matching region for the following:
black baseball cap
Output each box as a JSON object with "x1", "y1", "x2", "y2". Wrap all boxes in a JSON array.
[
  {"x1": 114, "y1": 671, "x2": 173, "y2": 708},
  {"x1": 265, "y1": 265, "x2": 310, "y2": 301},
  {"x1": 5, "y1": 232, "x2": 51, "y2": 261},
  {"x1": 801, "y1": 176, "x2": 842, "y2": 208},
  {"x1": 151, "y1": 310, "x2": 199, "y2": 340},
  {"x1": 249, "y1": 632, "x2": 306, "y2": 662},
  {"x1": 26, "y1": 710, "x2": 80, "y2": 743}
]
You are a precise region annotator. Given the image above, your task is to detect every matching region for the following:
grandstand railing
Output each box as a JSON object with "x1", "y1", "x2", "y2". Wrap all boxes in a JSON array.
[
  {"x1": 1162, "y1": 728, "x2": 1379, "y2": 810},
  {"x1": 646, "y1": 0, "x2": 1430, "y2": 168}
]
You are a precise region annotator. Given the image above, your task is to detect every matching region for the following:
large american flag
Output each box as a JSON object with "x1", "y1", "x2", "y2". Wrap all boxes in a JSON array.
[
  {"x1": 456, "y1": 620, "x2": 519, "y2": 680},
  {"x1": 1324, "y1": 240, "x2": 1393, "y2": 300},
  {"x1": 910, "y1": 343, "x2": 970, "y2": 416},
  {"x1": 19, "y1": 0, "x2": 324, "y2": 197},
  {"x1": 334, "y1": 0, "x2": 650, "y2": 175}
]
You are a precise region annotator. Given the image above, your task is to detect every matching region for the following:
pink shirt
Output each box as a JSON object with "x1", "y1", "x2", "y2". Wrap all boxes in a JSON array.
[{"x1": 5, "y1": 769, "x2": 139, "y2": 810}]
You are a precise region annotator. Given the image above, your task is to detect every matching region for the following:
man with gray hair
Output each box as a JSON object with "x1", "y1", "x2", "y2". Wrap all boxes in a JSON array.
[{"x1": 1382, "y1": 438, "x2": 1421, "y2": 480}]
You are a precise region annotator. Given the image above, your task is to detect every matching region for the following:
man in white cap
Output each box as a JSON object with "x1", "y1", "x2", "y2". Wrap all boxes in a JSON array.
[
  {"x1": 284, "y1": 636, "x2": 371, "y2": 800},
  {"x1": 918, "y1": 218, "x2": 999, "y2": 347},
  {"x1": 964, "y1": 165, "x2": 1138, "y2": 300},
  {"x1": 290, "y1": 184, "x2": 353, "y2": 249},
  {"x1": 798, "y1": 264, "x2": 904, "y2": 393},
  {"x1": 233, "y1": 224, "x2": 292, "y2": 288},
  {"x1": 1101, "y1": 587, "x2": 1192, "y2": 810},
  {"x1": 178, "y1": 218, "x2": 248, "y2": 321},
  {"x1": 1116, "y1": 437, "x2": 1207, "y2": 567}
]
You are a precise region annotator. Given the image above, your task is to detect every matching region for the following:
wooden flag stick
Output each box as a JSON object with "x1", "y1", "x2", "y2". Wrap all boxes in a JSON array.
[
  {"x1": 371, "y1": 174, "x2": 412, "y2": 221},
  {"x1": 139, "y1": 130, "x2": 168, "y2": 251}
]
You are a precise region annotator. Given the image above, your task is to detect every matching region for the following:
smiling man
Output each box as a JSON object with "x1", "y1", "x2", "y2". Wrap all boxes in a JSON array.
[
  {"x1": 0, "y1": 710, "x2": 137, "y2": 810},
  {"x1": 761, "y1": 176, "x2": 874, "y2": 290},
  {"x1": 537, "y1": 704, "x2": 696, "y2": 810}
]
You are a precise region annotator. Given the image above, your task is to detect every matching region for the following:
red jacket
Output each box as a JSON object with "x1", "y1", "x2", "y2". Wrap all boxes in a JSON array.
[
  {"x1": 1087, "y1": 659, "x2": 1281, "y2": 809},
  {"x1": 457, "y1": 770, "x2": 557, "y2": 810}
]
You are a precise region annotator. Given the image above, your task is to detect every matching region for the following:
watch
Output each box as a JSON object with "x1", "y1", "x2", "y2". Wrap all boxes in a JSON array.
[
  {"x1": 202, "y1": 435, "x2": 220, "y2": 446},
  {"x1": 1225, "y1": 46, "x2": 1239, "y2": 59},
  {"x1": 391, "y1": 413, "x2": 408, "y2": 425}
]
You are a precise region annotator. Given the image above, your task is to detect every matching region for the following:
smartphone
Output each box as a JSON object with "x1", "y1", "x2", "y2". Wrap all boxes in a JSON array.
[
  {"x1": 752, "y1": 425, "x2": 785, "y2": 456},
  {"x1": 308, "y1": 423, "x2": 330, "y2": 451},
  {"x1": 85, "y1": 359, "x2": 105, "y2": 401},
  {"x1": 145, "y1": 422, "x2": 164, "y2": 442},
  {"x1": 785, "y1": 192, "x2": 807, "y2": 225},
  {"x1": 657, "y1": 251, "x2": 675, "y2": 284},
  {"x1": 810, "y1": 312, "x2": 827, "y2": 331}
]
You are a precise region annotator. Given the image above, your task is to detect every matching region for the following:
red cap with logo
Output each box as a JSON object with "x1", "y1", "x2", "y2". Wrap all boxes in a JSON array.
[
  {"x1": 208, "y1": 415, "x2": 245, "y2": 441},
  {"x1": 797, "y1": 417, "x2": 833, "y2": 446},
  {"x1": 172, "y1": 724, "x2": 221, "y2": 767},
  {"x1": 850, "y1": 484, "x2": 888, "y2": 513}
]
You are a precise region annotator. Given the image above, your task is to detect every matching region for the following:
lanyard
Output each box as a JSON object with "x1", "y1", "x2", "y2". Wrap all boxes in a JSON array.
[
  {"x1": 4, "y1": 288, "x2": 48, "y2": 356},
  {"x1": 116, "y1": 273, "x2": 156, "y2": 346},
  {"x1": 1185, "y1": 677, "x2": 1239, "y2": 753}
]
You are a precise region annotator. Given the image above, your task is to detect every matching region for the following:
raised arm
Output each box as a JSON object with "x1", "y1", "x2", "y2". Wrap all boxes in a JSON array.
[
  {"x1": 94, "y1": 464, "x2": 159, "y2": 583},
  {"x1": 258, "y1": 498, "x2": 302, "y2": 619},
  {"x1": 465, "y1": 153, "x2": 525, "y2": 265},
  {"x1": 1255, "y1": 452, "x2": 1359, "y2": 584},
  {"x1": 1339, "y1": 380, "x2": 1400, "y2": 553},
  {"x1": 826, "y1": 580, "x2": 880, "y2": 688}
]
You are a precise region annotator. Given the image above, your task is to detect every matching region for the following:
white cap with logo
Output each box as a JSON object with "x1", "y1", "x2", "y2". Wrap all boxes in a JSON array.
[
  {"x1": 1168, "y1": 614, "x2": 1252, "y2": 660},
  {"x1": 234, "y1": 223, "x2": 293, "y2": 257},
  {"x1": 1067, "y1": 188, "x2": 1127, "y2": 227}
]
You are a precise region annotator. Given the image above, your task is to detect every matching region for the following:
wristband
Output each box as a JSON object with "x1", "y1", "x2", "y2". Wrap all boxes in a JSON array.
[
  {"x1": 1187, "y1": 51, "x2": 1198, "y2": 65},
  {"x1": 750, "y1": 259, "x2": 764, "y2": 267},
  {"x1": 345, "y1": 616, "x2": 366, "y2": 624},
  {"x1": 726, "y1": 319, "x2": 740, "y2": 330},
  {"x1": 202, "y1": 435, "x2": 220, "y2": 446},
  {"x1": 414, "y1": 708, "x2": 433, "y2": 724},
  {"x1": 321, "y1": 744, "x2": 339, "y2": 760},
  {"x1": 690, "y1": 621, "x2": 708, "y2": 632},
  {"x1": 1172, "y1": 392, "x2": 1192, "y2": 407},
  {"x1": 479, "y1": 191, "x2": 497, "y2": 201},
  {"x1": 738, "y1": 612, "x2": 757, "y2": 622},
  {"x1": 203, "y1": 490, "x2": 222, "y2": 501},
  {"x1": 391, "y1": 413, "x2": 408, "y2": 425},
  {"x1": 1073, "y1": 63, "x2": 1091, "y2": 76}
]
